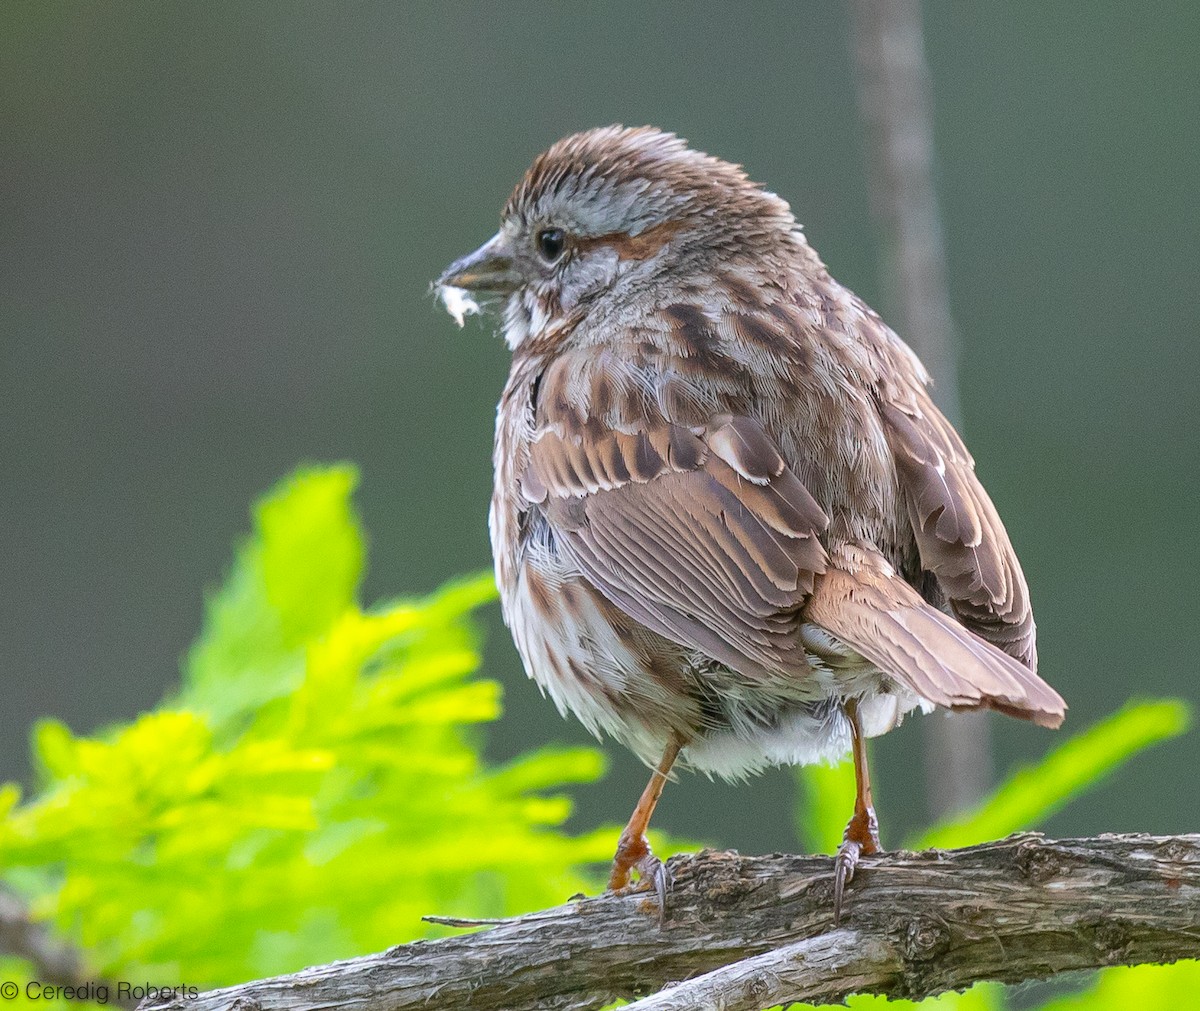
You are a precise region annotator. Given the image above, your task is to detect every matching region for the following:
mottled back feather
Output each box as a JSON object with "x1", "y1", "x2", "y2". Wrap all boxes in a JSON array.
[{"x1": 522, "y1": 359, "x2": 830, "y2": 680}]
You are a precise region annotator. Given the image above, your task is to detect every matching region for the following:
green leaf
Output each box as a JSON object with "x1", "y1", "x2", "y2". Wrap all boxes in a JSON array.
[
  {"x1": 256, "y1": 465, "x2": 364, "y2": 643},
  {"x1": 794, "y1": 760, "x2": 857, "y2": 854},
  {"x1": 32, "y1": 719, "x2": 78, "y2": 781},
  {"x1": 184, "y1": 464, "x2": 365, "y2": 726},
  {"x1": 914, "y1": 699, "x2": 1191, "y2": 850},
  {"x1": 1038, "y1": 961, "x2": 1200, "y2": 1010},
  {"x1": 486, "y1": 747, "x2": 609, "y2": 794},
  {"x1": 0, "y1": 783, "x2": 19, "y2": 818}
]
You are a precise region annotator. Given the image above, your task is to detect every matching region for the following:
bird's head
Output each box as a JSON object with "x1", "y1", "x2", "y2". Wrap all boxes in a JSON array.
[{"x1": 436, "y1": 126, "x2": 798, "y2": 349}]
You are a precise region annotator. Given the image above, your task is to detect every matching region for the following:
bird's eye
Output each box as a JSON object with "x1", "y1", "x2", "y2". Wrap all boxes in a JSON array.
[{"x1": 536, "y1": 228, "x2": 566, "y2": 263}]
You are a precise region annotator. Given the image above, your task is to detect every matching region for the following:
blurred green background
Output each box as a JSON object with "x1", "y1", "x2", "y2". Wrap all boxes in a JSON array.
[{"x1": 1, "y1": 1, "x2": 1196, "y2": 855}]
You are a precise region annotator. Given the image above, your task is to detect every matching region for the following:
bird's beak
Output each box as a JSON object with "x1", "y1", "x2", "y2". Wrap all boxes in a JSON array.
[{"x1": 436, "y1": 232, "x2": 520, "y2": 296}]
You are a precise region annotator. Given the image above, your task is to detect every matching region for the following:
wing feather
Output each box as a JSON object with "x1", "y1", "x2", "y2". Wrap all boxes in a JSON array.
[
  {"x1": 881, "y1": 394, "x2": 1038, "y2": 669},
  {"x1": 805, "y1": 553, "x2": 1064, "y2": 727},
  {"x1": 527, "y1": 408, "x2": 829, "y2": 679}
]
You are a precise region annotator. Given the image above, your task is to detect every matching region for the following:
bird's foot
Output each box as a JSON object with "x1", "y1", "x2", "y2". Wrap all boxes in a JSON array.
[
  {"x1": 608, "y1": 830, "x2": 672, "y2": 919},
  {"x1": 833, "y1": 805, "x2": 880, "y2": 925}
]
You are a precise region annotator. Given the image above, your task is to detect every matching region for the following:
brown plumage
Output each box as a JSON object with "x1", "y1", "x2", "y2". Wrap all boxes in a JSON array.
[{"x1": 437, "y1": 125, "x2": 1065, "y2": 915}]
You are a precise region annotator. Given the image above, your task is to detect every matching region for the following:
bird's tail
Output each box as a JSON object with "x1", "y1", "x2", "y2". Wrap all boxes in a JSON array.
[{"x1": 804, "y1": 546, "x2": 1065, "y2": 729}]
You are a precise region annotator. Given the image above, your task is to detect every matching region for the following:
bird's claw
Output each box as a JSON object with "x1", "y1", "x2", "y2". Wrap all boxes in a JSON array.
[
  {"x1": 609, "y1": 833, "x2": 672, "y2": 921},
  {"x1": 832, "y1": 838, "x2": 862, "y2": 926},
  {"x1": 832, "y1": 804, "x2": 880, "y2": 925},
  {"x1": 642, "y1": 852, "x2": 673, "y2": 921}
]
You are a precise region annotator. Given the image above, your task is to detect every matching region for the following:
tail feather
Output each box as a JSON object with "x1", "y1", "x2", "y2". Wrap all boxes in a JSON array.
[{"x1": 805, "y1": 549, "x2": 1065, "y2": 729}]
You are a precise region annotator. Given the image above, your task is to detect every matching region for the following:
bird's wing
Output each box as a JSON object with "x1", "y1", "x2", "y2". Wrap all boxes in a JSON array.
[
  {"x1": 805, "y1": 546, "x2": 1065, "y2": 728},
  {"x1": 522, "y1": 406, "x2": 829, "y2": 680},
  {"x1": 880, "y1": 389, "x2": 1038, "y2": 669}
]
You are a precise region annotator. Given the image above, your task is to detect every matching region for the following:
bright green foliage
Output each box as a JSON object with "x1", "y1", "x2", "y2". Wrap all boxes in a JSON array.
[
  {"x1": 916, "y1": 699, "x2": 1191, "y2": 850},
  {"x1": 1039, "y1": 960, "x2": 1200, "y2": 1010},
  {"x1": 792, "y1": 699, "x2": 1194, "y2": 1011},
  {"x1": 0, "y1": 465, "x2": 622, "y2": 995},
  {"x1": 794, "y1": 756, "x2": 856, "y2": 854}
]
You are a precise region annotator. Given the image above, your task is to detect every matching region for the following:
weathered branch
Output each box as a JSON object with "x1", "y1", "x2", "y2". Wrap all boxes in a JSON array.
[{"x1": 142, "y1": 833, "x2": 1200, "y2": 1011}]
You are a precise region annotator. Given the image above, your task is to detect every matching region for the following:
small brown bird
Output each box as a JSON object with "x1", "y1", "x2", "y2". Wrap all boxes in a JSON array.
[{"x1": 437, "y1": 126, "x2": 1065, "y2": 916}]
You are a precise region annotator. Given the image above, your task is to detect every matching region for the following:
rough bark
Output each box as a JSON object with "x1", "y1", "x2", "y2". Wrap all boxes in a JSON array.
[{"x1": 139, "y1": 833, "x2": 1200, "y2": 1011}]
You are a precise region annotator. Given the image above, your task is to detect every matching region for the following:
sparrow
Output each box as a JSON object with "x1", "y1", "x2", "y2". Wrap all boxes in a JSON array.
[{"x1": 436, "y1": 126, "x2": 1065, "y2": 919}]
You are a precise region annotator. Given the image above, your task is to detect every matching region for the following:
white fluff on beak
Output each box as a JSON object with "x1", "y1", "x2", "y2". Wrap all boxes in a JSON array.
[{"x1": 438, "y1": 285, "x2": 482, "y2": 328}]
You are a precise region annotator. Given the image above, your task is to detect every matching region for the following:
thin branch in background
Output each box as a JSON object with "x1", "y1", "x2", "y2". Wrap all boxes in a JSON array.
[
  {"x1": 0, "y1": 889, "x2": 136, "y2": 1010},
  {"x1": 848, "y1": 0, "x2": 993, "y2": 818},
  {"x1": 139, "y1": 834, "x2": 1200, "y2": 1011}
]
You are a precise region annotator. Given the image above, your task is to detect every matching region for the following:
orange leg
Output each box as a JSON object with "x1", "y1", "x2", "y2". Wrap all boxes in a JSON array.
[
  {"x1": 833, "y1": 698, "x2": 881, "y2": 924},
  {"x1": 608, "y1": 738, "x2": 683, "y2": 911}
]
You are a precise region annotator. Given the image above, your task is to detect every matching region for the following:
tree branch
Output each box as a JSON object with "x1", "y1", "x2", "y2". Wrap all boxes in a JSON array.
[
  {"x1": 848, "y1": 0, "x2": 995, "y2": 820},
  {"x1": 141, "y1": 833, "x2": 1200, "y2": 1011},
  {"x1": 849, "y1": 0, "x2": 959, "y2": 420}
]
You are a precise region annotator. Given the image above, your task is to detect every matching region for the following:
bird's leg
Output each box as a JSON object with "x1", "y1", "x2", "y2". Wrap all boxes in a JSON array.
[
  {"x1": 608, "y1": 737, "x2": 683, "y2": 911},
  {"x1": 833, "y1": 698, "x2": 881, "y2": 924}
]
